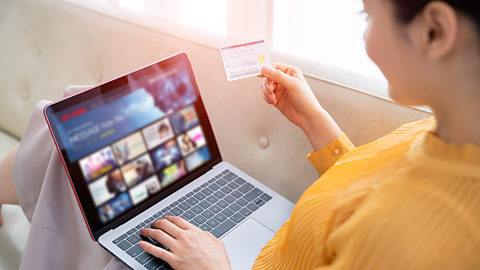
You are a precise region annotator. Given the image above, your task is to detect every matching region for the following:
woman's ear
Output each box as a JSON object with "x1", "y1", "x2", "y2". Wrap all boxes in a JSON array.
[{"x1": 413, "y1": 1, "x2": 458, "y2": 60}]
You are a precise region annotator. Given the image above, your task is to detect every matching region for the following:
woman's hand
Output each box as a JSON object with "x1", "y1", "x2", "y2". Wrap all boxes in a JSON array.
[
  {"x1": 259, "y1": 63, "x2": 342, "y2": 151},
  {"x1": 140, "y1": 216, "x2": 232, "y2": 270}
]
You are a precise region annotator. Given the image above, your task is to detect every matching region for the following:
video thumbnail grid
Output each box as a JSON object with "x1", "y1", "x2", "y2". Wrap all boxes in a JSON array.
[{"x1": 78, "y1": 105, "x2": 212, "y2": 224}]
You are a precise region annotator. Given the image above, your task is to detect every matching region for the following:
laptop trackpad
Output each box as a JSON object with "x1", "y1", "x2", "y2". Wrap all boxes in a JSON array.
[{"x1": 221, "y1": 218, "x2": 275, "y2": 270}]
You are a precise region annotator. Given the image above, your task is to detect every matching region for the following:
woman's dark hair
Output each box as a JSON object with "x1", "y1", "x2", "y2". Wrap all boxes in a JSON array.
[{"x1": 390, "y1": 0, "x2": 480, "y2": 33}]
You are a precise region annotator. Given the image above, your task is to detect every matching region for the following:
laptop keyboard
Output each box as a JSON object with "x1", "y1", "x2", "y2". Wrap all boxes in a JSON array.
[{"x1": 111, "y1": 170, "x2": 272, "y2": 270}]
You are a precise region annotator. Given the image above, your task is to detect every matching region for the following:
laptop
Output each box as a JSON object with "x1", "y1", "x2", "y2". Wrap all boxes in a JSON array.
[{"x1": 44, "y1": 52, "x2": 295, "y2": 270}]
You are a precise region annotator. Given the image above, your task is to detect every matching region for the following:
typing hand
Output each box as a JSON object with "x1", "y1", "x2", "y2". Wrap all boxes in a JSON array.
[{"x1": 140, "y1": 216, "x2": 232, "y2": 270}]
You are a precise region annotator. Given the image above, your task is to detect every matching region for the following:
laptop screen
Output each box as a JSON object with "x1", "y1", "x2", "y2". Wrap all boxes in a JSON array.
[{"x1": 44, "y1": 53, "x2": 222, "y2": 239}]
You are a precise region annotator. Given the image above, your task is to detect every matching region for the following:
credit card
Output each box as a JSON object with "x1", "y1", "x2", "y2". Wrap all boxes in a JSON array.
[{"x1": 220, "y1": 40, "x2": 272, "y2": 81}]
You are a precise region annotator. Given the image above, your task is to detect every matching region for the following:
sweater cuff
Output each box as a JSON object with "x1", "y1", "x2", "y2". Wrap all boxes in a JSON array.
[{"x1": 306, "y1": 133, "x2": 355, "y2": 175}]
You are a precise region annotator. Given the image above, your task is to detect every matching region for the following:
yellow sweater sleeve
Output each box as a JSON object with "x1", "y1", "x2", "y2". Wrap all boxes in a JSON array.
[{"x1": 307, "y1": 133, "x2": 355, "y2": 175}]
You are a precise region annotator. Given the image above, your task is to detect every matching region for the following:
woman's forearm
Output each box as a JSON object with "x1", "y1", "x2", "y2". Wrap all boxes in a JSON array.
[{"x1": 300, "y1": 109, "x2": 342, "y2": 152}]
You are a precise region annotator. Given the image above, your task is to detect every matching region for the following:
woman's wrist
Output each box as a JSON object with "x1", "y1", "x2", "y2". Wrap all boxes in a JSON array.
[{"x1": 300, "y1": 108, "x2": 342, "y2": 152}]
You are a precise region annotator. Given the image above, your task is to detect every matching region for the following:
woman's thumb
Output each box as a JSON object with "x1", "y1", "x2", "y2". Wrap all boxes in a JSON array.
[{"x1": 262, "y1": 66, "x2": 297, "y2": 89}]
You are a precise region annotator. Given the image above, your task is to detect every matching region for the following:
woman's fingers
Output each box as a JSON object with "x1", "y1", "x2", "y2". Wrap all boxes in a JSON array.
[
  {"x1": 164, "y1": 216, "x2": 192, "y2": 230},
  {"x1": 139, "y1": 241, "x2": 176, "y2": 265},
  {"x1": 141, "y1": 227, "x2": 176, "y2": 249},
  {"x1": 151, "y1": 219, "x2": 183, "y2": 239}
]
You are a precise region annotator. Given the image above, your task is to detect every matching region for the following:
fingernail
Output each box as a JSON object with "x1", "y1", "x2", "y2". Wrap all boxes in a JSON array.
[
  {"x1": 140, "y1": 228, "x2": 145, "y2": 234},
  {"x1": 139, "y1": 241, "x2": 145, "y2": 247},
  {"x1": 262, "y1": 66, "x2": 271, "y2": 75},
  {"x1": 268, "y1": 93, "x2": 275, "y2": 100},
  {"x1": 266, "y1": 83, "x2": 269, "y2": 90}
]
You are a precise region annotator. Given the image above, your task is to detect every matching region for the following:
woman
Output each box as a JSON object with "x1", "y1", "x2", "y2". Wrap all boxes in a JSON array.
[
  {"x1": 137, "y1": 0, "x2": 480, "y2": 269},
  {"x1": 1, "y1": 0, "x2": 479, "y2": 269}
]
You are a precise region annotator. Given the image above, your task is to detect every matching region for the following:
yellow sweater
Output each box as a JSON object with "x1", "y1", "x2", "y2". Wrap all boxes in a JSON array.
[{"x1": 252, "y1": 117, "x2": 480, "y2": 269}]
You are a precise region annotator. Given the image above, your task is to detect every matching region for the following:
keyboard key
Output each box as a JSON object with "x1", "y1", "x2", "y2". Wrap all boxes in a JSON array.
[
  {"x1": 136, "y1": 252, "x2": 154, "y2": 264},
  {"x1": 178, "y1": 196, "x2": 186, "y2": 202},
  {"x1": 199, "y1": 200, "x2": 212, "y2": 209},
  {"x1": 216, "y1": 179, "x2": 228, "y2": 186},
  {"x1": 161, "y1": 206, "x2": 171, "y2": 213},
  {"x1": 246, "y1": 203, "x2": 259, "y2": 212},
  {"x1": 170, "y1": 207, "x2": 184, "y2": 216},
  {"x1": 178, "y1": 202, "x2": 191, "y2": 211},
  {"x1": 208, "y1": 183, "x2": 221, "y2": 191},
  {"x1": 183, "y1": 210, "x2": 196, "y2": 220},
  {"x1": 257, "y1": 200, "x2": 266, "y2": 206},
  {"x1": 153, "y1": 212, "x2": 162, "y2": 218},
  {"x1": 243, "y1": 188, "x2": 263, "y2": 202},
  {"x1": 224, "y1": 195, "x2": 236, "y2": 204},
  {"x1": 213, "y1": 191, "x2": 226, "y2": 199},
  {"x1": 126, "y1": 228, "x2": 137, "y2": 235},
  {"x1": 199, "y1": 224, "x2": 212, "y2": 232},
  {"x1": 145, "y1": 258, "x2": 166, "y2": 270},
  {"x1": 228, "y1": 203, "x2": 241, "y2": 212},
  {"x1": 144, "y1": 223, "x2": 152, "y2": 228},
  {"x1": 194, "y1": 193, "x2": 206, "y2": 201},
  {"x1": 191, "y1": 205, "x2": 203, "y2": 214},
  {"x1": 208, "y1": 178, "x2": 216, "y2": 183},
  {"x1": 230, "y1": 190, "x2": 243, "y2": 199},
  {"x1": 216, "y1": 174, "x2": 223, "y2": 178},
  {"x1": 200, "y1": 183, "x2": 208, "y2": 188},
  {"x1": 144, "y1": 217, "x2": 154, "y2": 223},
  {"x1": 186, "y1": 197, "x2": 199, "y2": 206},
  {"x1": 216, "y1": 200, "x2": 229, "y2": 208},
  {"x1": 227, "y1": 182, "x2": 239, "y2": 189},
  {"x1": 113, "y1": 234, "x2": 128, "y2": 244},
  {"x1": 214, "y1": 213, "x2": 227, "y2": 222},
  {"x1": 201, "y1": 210, "x2": 214, "y2": 219},
  {"x1": 189, "y1": 220, "x2": 200, "y2": 227},
  {"x1": 209, "y1": 205, "x2": 221, "y2": 214},
  {"x1": 181, "y1": 214, "x2": 189, "y2": 220},
  {"x1": 127, "y1": 234, "x2": 142, "y2": 244},
  {"x1": 231, "y1": 213, "x2": 245, "y2": 223},
  {"x1": 136, "y1": 222, "x2": 146, "y2": 229},
  {"x1": 211, "y1": 220, "x2": 236, "y2": 238},
  {"x1": 236, "y1": 198, "x2": 248, "y2": 207},
  {"x1": 186, "y1": 192, "x2": 194, "y2": 197},
  {"x1": 221, "y1": 208, "x2": 235, "y2": 217},
  {"x1": 234, "y1": 177, "x2": 246, "y2": 185},
  {"x1": 155, "y1": 242, "x2": 168, "y2": 250},
  {"x1": 126, "y1": 244, "x2": 144, "y2": 257},
  {"x1": 238, "y1": 183, "x2": 254, "y2": 194},
  {"x1": 222, "y1": 170, "x2": 230, "y2": 174},
  {"x1": 240, "y1": 208, "x2": 252, "y2": 217},
  {"x1": 201, "y1": 188, "x2": 213, "y2": 196},
  {"x1": 117, "y1": 240, "x2": 132, "y2": 250},
  {"x1": 194, "y1": 215, "x2": 207, "y2": 224},
  {"x1": 193, "y1": 187, "x2": 202, "y2": 192},
  {"x1": 169, "y1": 201, "x2": 179, "y2": 207},
  {"x1": 223, "y1": 172, "x2": 237, "y2": 181},
  {"x1": 220, "y1": 186, "x2": 233, "y2": 194},
  {"x1": 260, "y1": 193, "x2": 272, "y2": 202},
  {"x1": 206, "y1": 218, "x2": 220, "y2": 228},
  {"x1": 206, "y1": 196, "x2": 219, "y2": 204},
  {"x1": 161, "y1": 211, "x2": 172, "y2": 219}
]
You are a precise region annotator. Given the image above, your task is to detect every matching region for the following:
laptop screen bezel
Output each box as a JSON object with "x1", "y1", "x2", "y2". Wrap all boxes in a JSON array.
[{"x1": 44, "y1": 52, "x2": 222, "y2": 241}]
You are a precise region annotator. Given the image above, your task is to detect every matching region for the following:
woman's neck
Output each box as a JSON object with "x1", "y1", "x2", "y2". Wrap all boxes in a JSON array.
[{"x1": 432, "y1": 88, "x2": 480, "y2": 146}]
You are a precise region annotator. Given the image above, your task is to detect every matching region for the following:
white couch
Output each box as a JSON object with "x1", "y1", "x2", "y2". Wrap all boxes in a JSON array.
[{"x1": 0, "y1": 0, "x2": 432, "y2": 269}]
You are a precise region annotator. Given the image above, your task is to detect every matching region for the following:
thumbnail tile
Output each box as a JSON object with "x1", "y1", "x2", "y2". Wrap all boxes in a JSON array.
[
  {"x1": 160, "y1": 160, "x2": 187, "y2": 188},
  {"x1": 142, "y1": 117, "x2": 174, "y2": 150},
  {"x1": 111, "y1": 132, "x2": 147, "y2": 166},
  {"x1": 129, "y1": 175, "x2": 161, "y2": 205},
  {"x1": 185, "y1": 146, "x2": 211, "y2": 172},
  {"x1": 177, "y1": 125, "x2": 206, "y2": 157},
  {"x1": 151, "y1": 139, "x2": 182, "y2": 171},
  {"x1": 79, "y1": 146, "x2": 117, "y2": 182},
  {"x1": 121, "y1": 153, "x2": 155, "y2": 187},
  {"x1": 169, "y1": 105, "x2": 199, "y2": 135},
  {"x1": 88, "y1": 169, "x2": 126, "y2": 207},
  {"x1": 97, "y1": 193, "x2": 133, "y2": 224}
]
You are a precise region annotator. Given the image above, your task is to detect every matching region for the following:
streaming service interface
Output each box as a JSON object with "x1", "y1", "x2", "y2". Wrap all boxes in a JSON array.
[{"x1": 51, "y1": 60, "x2": 213, "y2": 226}]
